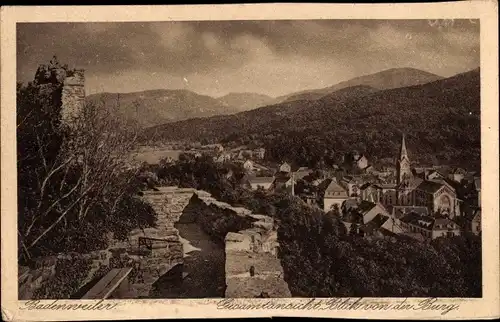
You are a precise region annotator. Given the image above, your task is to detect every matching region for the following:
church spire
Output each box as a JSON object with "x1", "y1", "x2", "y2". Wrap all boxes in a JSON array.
[
  {"x1": 397, "y1": 133, "x2": 412, "y2": 188},
  {"x1": 400, "y1": 134, "x2": 408, "y2": 161}
]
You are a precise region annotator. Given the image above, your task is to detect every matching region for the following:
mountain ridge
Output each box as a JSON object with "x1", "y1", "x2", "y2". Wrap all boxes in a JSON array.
[
  {"x1": 143, "y1": 68, "x2": 480, "y2": 167},
  {"x1": 86, "y1": 88, "x2": 233, "y2": 127},
  {"x1": 217, "y1": 92, "x2": 277, "y2": 112},
  {"x1": 277, "y1": 67, "x2": 444, "y2": 103}
]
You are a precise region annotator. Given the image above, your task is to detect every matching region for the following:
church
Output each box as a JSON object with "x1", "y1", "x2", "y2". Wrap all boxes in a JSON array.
[{"x1": 387, "y1": 135, "x2": 461, "y2": 218}]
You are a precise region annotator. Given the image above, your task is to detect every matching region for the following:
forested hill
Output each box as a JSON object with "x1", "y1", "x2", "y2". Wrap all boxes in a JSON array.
[
  {"x1": 86, "y1": 89, "x2": 233, "y2": 128},
  {"x1": 217, "y1": 92, "x2": 277, "y2": 112},
  {"x1": 144, "y1": 68, "x2": 480, "y2": 167},
  {"x1": 276, "y1": 67, "x2": 444, "y2": 103}
]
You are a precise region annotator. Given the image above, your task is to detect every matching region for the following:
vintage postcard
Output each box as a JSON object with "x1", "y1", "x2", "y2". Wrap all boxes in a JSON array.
[{"x1": 1, "y1": 2, "x2": 499, "y2": 321}]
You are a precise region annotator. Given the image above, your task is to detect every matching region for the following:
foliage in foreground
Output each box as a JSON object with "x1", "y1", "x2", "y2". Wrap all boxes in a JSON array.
[
  {"x1": 276, "y1": 196, "x2": 482, "y2": 297},
  {"x1": 17, "y1": 58, "x2": 158, "y2": 262},
  {"x1": 32, "y1": 257, "x2": 93, "y2": 299},
  {"x1": 152, "y1": 155, "x2": 482, "y2": 297}
]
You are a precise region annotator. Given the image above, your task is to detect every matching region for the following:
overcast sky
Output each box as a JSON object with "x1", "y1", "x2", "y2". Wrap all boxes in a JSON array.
[{"x1": 17, "y1": 20, "x2": 479, "y2": 98}]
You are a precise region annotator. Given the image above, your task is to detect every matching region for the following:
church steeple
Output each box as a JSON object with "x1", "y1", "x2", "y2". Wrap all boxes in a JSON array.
[
  {"x1": 400, "y1": 134, "x2": 408, "y2": 161},
  {"x1": 397, "y1": 134, "x2": 412, "y2": 186}
]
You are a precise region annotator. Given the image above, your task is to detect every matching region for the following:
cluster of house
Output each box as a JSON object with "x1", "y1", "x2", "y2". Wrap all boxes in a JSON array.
[
  {"x1": 321, "y1": 135, "x2": 481, "y2": 242},
  {"x1": 157, "y1": 137, "x2": 481, "y2": 244},
  {"x1": 234, "y1": 135, "x2": 481, "y2": 243},
  {"x1": 159, "y1": 144, "x2": 266, "y2": 165},
  {"x1": 213, "y1": 146, "x2": 266, "y2": 163},
  {"x1": 241, "y1": 162, "x2": 314, "y2": 194}
]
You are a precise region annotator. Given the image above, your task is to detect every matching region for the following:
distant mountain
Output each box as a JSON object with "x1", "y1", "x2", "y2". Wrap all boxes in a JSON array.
[
  {"x1": 144, "y1": 68, "x2": 480, "y2": 167},
  {"x1": 217, "y1": 92, "x2": 276, "y2": 112},
  {"x1": 86, "y1": 89, "x2": 234, "y2": 128},
  {"x1": 277, "y1": 67, "x2": 444, "y2": 103}
]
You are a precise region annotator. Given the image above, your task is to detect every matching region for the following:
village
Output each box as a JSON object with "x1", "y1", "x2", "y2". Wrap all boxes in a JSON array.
[
  {"x1": 144, "y1": 135, "x2": 482, "y2": 244},
  {"x1": 14, "y1": 17, "x2": 484, "y2": 302}
]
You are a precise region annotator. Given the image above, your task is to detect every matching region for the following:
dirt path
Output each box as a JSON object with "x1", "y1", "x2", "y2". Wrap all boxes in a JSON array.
[{"x1": 151, "y1": 223, "x2": 226, "y2": 298}]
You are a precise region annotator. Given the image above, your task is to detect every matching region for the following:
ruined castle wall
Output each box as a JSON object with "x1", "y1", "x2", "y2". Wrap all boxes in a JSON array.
[
  {"x1": 186, "y1": 191, "x2": 291, "y2": 298},
  {"x1": 61, "y1": 70, "x2": 85, "y2": 125},
  {"x1": 181, "y1": 192, "x2": 257, "y2": 243},
  {"x1": 21, "y1": 187, "x2": 290, "y2": 299}
]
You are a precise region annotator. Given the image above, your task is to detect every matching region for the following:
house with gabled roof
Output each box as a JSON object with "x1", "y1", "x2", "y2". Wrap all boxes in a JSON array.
[
  {"x1": 214, "y1": 152, "x2": 232, "y2": 163},
  {"x1": 293, "y1": 167, "x2": 312, "y2": 181},
  {"x1": 278, "y1": 162, "x2": 291, "y2": 174},
  {"x1": 253, "y1": 147, "x2": 266, "y2": 159},
  {"x1": 359, "y1": 182, "x2": 383, "y2": 204},
  {"x1": 246, "y1": 176, "x2": 275, "y2": 191},
  {"x1": 426, "y1": 169, "x2": 446, "y2": 181},
  {"x1": 458, "y1": 207, "x2": 481, "y2": 235},
  {"x1": 323, "y1": 180, "x2": 349, "y2": 212},
  {"x1": 398, "y1": 212, "x2": 461, "y2": 241},
  {"x1": 357, "y1": 201, "x2": 391, "y2": 224},
  {"x1": 359, "y1": 213, "x2": 390, "y2": 237},
  {"x1": 340, "y1": 175, "x2": 364, "y2": 197},
  {"x1": 448, "y1": 167, "x2": 467, "y2": 183}
]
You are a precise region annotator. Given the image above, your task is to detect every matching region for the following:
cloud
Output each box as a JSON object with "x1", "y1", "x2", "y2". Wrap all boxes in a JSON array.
[{"x1": 17, "y1": 20, "x2": 479, "y2": 97}]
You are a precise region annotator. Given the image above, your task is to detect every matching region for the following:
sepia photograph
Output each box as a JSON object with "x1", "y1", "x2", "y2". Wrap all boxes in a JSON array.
[
  {"x1": 2, "y1": 2, "x2": 499, "y2": 321},
  {"x1": 15, "y1": 18, "x2": 483, "y2": 300}
]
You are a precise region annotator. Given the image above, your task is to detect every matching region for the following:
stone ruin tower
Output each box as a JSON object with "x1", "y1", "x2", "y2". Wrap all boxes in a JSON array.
[
  {"x1": 34, "y1": 56, "x2": 85, "y2": 127},
  {"x1": 61, "y1": 69, "x2": 85, "y2": 125}
]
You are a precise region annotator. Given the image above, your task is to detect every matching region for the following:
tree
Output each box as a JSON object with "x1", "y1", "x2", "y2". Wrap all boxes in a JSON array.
[{"x1": 17, "y1": 59, "x2": 154, "y2": 261}]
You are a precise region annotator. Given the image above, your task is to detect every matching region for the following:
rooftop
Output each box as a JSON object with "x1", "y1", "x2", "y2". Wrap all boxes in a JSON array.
[
  {"x1": 273, "y1": 176, "x2": 292, "y2": 184},
  {"x1": 399, "y1": 212, "x2": 459, "y2": 231},
  {"x1": 415, "y1": 180, "x2": 445, "y2": 194},
  {"x1": 360, "y1": 214, "x2": 389, "y2": 234},
  {"x1": 357, "y1": 200, "x2": 377, "y2": 213},
  {"x1": 247, "y1": 176, "x2": 275, "y2": 185},
  {"x1": 293, "y1": 169, "x2": 312, "y2": 180},
  {"x1": 325, "y1": 180, "x2": 348, "y2": 195},
  {"x1": 392, "y1": 205, "x2": 428, "y2": 219}
]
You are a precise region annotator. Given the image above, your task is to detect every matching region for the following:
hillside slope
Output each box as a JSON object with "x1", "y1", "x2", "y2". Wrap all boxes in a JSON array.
[
  {"x1": 278, "y1": 67, "x2": 444, "y2": 103},
  {"x1": 217, "y1": 92, "x2": 277, "y2": 112},
  {"x1": 86, "y1": 89, "x2": 234, "y2": 127},
  {"x1": 145, "y1": 68, "x2": 480, "y2": 167}
]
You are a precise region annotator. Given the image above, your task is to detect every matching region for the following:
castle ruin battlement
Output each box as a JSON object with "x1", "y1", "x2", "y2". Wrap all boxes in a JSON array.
[{"x1": 61, "y1": 69, "x2": 85, "y2": 124}]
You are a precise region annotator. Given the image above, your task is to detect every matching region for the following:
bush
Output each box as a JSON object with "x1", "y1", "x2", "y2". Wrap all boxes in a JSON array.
[{"x1": 32, "y1": 257, "x2": 93, "y2": 299}]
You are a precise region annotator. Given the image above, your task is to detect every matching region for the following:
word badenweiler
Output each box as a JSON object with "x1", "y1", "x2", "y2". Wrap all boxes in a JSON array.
[
  {"x1": 21, "y1": 300, "x2": 119, "y2": 311},
  {"x1": 217, "y1": 297, "x2": 460, "y2": 316}
]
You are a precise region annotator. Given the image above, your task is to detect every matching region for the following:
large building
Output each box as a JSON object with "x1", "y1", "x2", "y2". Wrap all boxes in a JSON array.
[
  {"x1": 396, "y1": 135, "x2": 461, "y2": 217},
  {"x1": 369, "y1": 135, "x2": 461, "y2": 218},
  {"x1": 323, "y1": 179, "x2": 349, "y2": 212}
]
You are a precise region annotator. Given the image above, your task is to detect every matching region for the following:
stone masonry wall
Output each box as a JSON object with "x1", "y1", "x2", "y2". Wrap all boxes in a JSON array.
[
  {"x1": 123, "y1": 187, "x2": 195, "y2": 297},
  {"x1": 61, "y1": 69, "x2": 85, "y2": 125},
  {"x1": 19, "y1": 187, "x2": 194, "y2": 299},
  {"x1": 19, "y1": 187, "x2": 290, "y2": 299},
  {"x1": 187, "y1": 191, "x2": 291, "y2": 298}
]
